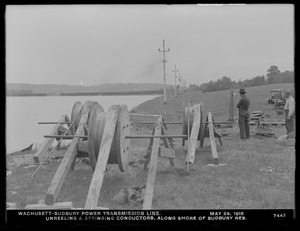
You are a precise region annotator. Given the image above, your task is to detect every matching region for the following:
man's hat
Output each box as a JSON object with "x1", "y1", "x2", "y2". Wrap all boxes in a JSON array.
[
  {"x1": 239, "y1": 88, "x2": 246, "y2": 94},
  {"x1": 284, "y1": 90, "x2": 292, "y2": 95}
]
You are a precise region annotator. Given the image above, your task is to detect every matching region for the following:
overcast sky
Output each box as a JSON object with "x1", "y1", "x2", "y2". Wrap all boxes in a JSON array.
[{"x1": 6, "y1": 4, "x2": 294, "y2": 86}]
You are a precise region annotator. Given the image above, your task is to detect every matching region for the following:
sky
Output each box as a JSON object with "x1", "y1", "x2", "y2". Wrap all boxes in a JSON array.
[{"x1": 5, "y1": 4, "x2": 294, "y2": 86}]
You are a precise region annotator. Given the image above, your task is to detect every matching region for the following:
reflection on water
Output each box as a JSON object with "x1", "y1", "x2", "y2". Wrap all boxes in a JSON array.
[{"x1": 6, "y1": 95, "x2": 160, "y2": 154}]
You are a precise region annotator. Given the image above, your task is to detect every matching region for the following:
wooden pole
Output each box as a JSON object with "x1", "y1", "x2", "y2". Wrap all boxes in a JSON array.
[
  {"x1": 38, "y1": 122, "x2": 71, "y2": 124},
  {"x1": 142, "y1": 117, "x2": 162, "y2": 210},
  {"x1": 84, "y1": 106, "x2": 119, "y2": 209},
  {"x1": 45, "y1": 111, "x2": 89, "y2": 205},
  {"x1": 229, "y1": 89, "x2": 234, "y2": 122},
  {"x1": 125, "y1": 135, "x2": 186, "y2": 139},
  {"x1": 185, "y1": 104, "x2": 201, "y2": 165},
  {"x1": 137, "y1": 121, "x2": 182, "y2": 125},
  {"x1": 44, "y1": 135, "x2": 87, "y2": 139}
]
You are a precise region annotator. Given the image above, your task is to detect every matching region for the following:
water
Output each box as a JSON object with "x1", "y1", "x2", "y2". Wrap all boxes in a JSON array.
[{"x1": 6, "y1": 95, "x2": 160, "y2": 154}]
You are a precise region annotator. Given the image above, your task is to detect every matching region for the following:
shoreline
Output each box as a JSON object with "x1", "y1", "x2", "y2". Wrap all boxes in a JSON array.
[{"x1": 6, "y1": 90, "x2": 164, "y2": 97}]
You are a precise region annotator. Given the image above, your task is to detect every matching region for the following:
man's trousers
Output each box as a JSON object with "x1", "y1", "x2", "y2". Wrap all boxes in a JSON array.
[{"x1": 238, "y1": 116, "x2": 250, "y2": 139}]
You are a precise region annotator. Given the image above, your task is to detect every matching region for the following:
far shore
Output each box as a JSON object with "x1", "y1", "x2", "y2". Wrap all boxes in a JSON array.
[{"x1": 6, "y1": 89, "x2": 165, "y2": 97}]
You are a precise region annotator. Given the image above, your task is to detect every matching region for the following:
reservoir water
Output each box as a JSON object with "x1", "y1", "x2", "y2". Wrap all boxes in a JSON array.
[{"x1": 6, "y1": 95, "x2": 160, "y2": 154}]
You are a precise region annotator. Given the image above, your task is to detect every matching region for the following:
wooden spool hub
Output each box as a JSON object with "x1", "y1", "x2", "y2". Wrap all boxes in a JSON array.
[
  {"x1": 87, "y1": 102, "x2": 105, "y2": 171},
  {"x1": 182, "y1": 103, "x2": 204, "y2": 145}
]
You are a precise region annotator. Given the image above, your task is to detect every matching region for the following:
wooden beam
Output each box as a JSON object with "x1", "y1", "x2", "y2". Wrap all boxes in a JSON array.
[
  {"x1": 125, "y1": 135, "x2": 186, "y2": 139},
  {"x1": 44, "y1": 135, "x2": 87, "y2": 139},
  {"x1": 228, "y1": 89, "x2": 234, "y2": 122},
  {"x1": 84, "y1": 106, "x2": 119, "y2": 209},
  {"x1": 143, "y1": 117, "x2": 162, "y2": 210},
  {"x1": 185, "y1": 104, "x2": 201, "y2": 165},
  {"x1": 208, "y1": 112, "x2": 219, "y2": 165},
  {"x1": 129, "y1": 113, "x2": 162, "y2": 117},
  {"x1": 45, "y1": 112, "x2": 89, "y2": 205},
  {"x1": 25, "y1": 202, "x2": 73, "y2": 210},
  {"x1": 33, "y1": 114, "x2": 68, "y2": 163}
]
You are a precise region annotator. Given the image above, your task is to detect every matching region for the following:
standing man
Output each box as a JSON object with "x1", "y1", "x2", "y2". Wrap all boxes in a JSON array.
[
  {"x1": 237, "y1": 88, "x2": 250, "y2": 139},
  {"x1": 284, "y1": 90, "x2": 295, "y2": 134}
]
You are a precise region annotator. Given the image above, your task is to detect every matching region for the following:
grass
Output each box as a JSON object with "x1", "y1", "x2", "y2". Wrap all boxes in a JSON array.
[{"x1": 6, "y1": 83, "x2": 295, "y2": 210}]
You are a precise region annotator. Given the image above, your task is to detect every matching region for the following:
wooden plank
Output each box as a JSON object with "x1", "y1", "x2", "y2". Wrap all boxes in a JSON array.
[
  {"x1": 142, "y1": 117, "x2": 162, "y2": 210},
  {"x1": 208, "y1": 112, "x2": 219, "y2": 165},
  {"x1": 84, "y1": 106, "x2": 119, "y2": 209},
  {"x1": 33, "y1": 114, "x2": 68, "y2": 163},
  {"x1": 45, "y1": 112, "x2": 89, "y2": 205},
  {"x1": 25, "y1": 202, "x2": 73, "y2": 210},
  {"x1": 185, "y1": 104, "x2": 201, "y2": 164}
]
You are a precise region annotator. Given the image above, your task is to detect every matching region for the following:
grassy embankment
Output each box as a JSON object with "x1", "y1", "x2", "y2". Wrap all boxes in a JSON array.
[{"x1": 6, "y1": 83, "x2": 295, "y2": 209}]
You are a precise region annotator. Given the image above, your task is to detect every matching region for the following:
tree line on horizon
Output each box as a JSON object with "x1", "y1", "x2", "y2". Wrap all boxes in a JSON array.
[{"x1": 190, "y1": 65, "x2": 294, "y2": 92}]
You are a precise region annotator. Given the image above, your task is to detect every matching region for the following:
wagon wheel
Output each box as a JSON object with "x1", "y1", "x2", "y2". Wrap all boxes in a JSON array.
[{"x1": 87, "y1": 102, "x2": 105, "y2": 171}]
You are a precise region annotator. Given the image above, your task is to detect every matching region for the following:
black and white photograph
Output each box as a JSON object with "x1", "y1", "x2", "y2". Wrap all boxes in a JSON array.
[{"x1": 5, "y1": 4, "x2": 295, "y2": 227}]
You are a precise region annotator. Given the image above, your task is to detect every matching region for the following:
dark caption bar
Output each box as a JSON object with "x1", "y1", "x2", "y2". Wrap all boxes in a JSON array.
[{"x1": 5, "y1": 209, "x2": 295, "y2": 227}]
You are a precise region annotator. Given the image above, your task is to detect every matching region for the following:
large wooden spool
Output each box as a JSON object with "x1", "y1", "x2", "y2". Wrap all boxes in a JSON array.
[
  {"x1": 182, "y1": 103, "x2": 204, "y2": 145},
  {"x1": 73, "y1": 101, "x2": 130, "y2": 172}
]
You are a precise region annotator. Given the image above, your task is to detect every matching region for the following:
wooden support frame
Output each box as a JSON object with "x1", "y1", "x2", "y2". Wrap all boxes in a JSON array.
[
  {"x1": 160, "y1": 126, "x2": 175, "y2": 166},
  {"x1": 142, "y1": 116, "x2": 163, "y2": 210},
  {"x1": 33, "y1": 114, "x2": 69, "y2": 163},
  {"x1": 206, "y1": 112, "x2": 227, "y2": 167},
  {"x1": 185, "y1": 104, "x2": 201, "y2": 165},
  {"x1": 84, "y1": 105, "x2": 119, "y2": 209},
  {"x1": 45, "y1": 111, "x2": 89, "y2": 205},
  {"x1": 200, "y1": 114, "x2": 223, "y2": 148}
]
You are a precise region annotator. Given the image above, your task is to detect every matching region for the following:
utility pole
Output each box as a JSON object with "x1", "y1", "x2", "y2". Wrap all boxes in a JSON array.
[
  {"x1": 178, "y1": 72, "x2": 182, "y2": 95},
  {"x1": 158, "y1": 40, "x2": 170, "y2": 104},
  {"x1": 172, "y1": 65, "x2": 179, "y2": 97}
]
